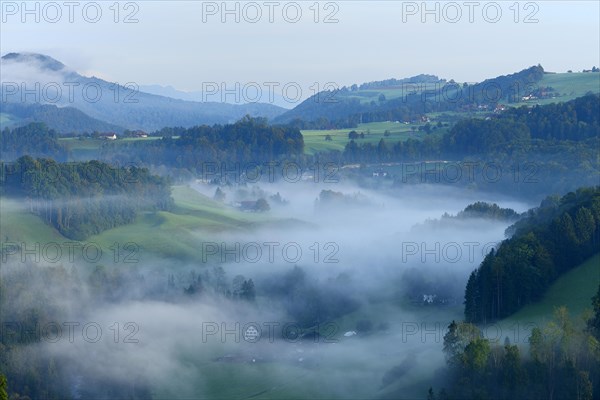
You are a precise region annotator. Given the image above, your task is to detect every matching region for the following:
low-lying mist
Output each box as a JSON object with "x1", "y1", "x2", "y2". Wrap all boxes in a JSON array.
[{"x1": 2, "y1": 180, "x2": 532, "y2": 399}]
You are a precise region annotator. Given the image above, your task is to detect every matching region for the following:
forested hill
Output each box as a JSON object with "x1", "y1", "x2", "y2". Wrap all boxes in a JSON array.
[
  {"x1": 0, "y1": 156, "x2": 173, "y2": 239},
  {"x1": 1, "y1": 122, "x2": 69, "y2": 161},
  {"x1": 102, "y1": 116, "x2": 305, "y2": 168},
  {"x1": 464, "y1": 186, "x2": 600, "y2": 323},
  {"x1": 274, "y1": 65, "x2": 545, "y2": 128}
]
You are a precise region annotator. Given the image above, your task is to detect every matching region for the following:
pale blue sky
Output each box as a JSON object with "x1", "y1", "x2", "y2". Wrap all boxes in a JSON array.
[{"x1": 1, "y1": 1, "x2": 599, "y2": 95}]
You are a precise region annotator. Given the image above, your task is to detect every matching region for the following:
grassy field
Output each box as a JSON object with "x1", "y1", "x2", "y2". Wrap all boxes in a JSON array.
[
  {"x1": 483, "y1": 253, "x2": 600, "y2": 348},
  {"x1": 87, "y1": 185, "x2": 274, "y2": 261},
  {"x1": 0, "y1": 197, "x2": 66, "y2": 244},
  {"x1": 0, "y1": 185, "x2": 284, "y2": 265},
  {"x1": 541, "y1": 72, "x2": 600, "y2": 98},
  {"x1": 513, "y1": 72, "x2": 600, "y2": 106},
  {"x1": 59, "y1": 136, "x2": 164, "y2": 158},
  {"x1": 500, "y1": 254, "x2": 600, "y2": 327},
  {"x1": 301, "y1": 121, "x2": 444, "y2": 155}
]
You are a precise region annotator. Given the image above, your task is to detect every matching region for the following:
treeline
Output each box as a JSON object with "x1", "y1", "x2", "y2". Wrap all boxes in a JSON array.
[
  {"x1": 357, "y1": 74, "x2": 442, "y2": 90},
  {"x1": 0, "y1": 123, "x2": 69, "y2": 161},
  {"x1": 102, "y1": 116, "x2": 305, "y2": 169},
  {"x1": 457, "y1": 202, "x2": 521, "y2": 221},
  {"x1": 432, "y1": 295, "x2": 600, "y2": 400},
  {"x1": 1, "y1": 156, "x2": 173, "y2": 239},
  {"x1": 464, "y1": 187, "x2": 600, "y2": 323},
  {"x1": 413, "y1": 202, "x2": 521, "y2": 233}
]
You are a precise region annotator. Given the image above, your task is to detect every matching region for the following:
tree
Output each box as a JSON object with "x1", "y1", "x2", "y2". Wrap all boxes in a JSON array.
[
  {"x1": 462, "y1": 337, "x2": 490, "y2": 372},
  {"x1": 443, "y1": 321, "x2": 481, "y2": 366},
  {"x1": 501, "y1": 344, "x2": 524, "y2": 393},
  {"x1": 348, "y1": 130, "x2": 359, "y2": 139},
  {"x1": 232, "y1": 275, "x2": 245, "y2": 298},
  {"x1": 529, "y1": 327, "x2": 545, "y2": 361},
  {"x1": 587, "y1": 284, "x2": 600, "y2": 340},
  {"x1": 0, "y1": 374, "x2": 7, "y2": 400},
  {"x1": 427, "y1": 387, "x2": 436, "y2": 400},
  {"x1": 464, "y1": 271, "x2": 480, "y2": 322},
  {"x1": 377, "y1": 139, "x2": 388, "y2": 161},
  {"x1": 214, "y1": 187, "x2": 226, "y2": 202},
  {"x1": 254, "y1": 198, "x2": 270, "y2": 212},
  {"x1": 240, "y1": 279, "x2": 256, "y2": 301},
  {"x1": 574, "y1": 207, "x2": 595, "y2": 244}
]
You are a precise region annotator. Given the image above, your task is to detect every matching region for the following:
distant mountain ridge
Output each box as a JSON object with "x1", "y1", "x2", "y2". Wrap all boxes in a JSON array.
[
  {"x1": 1, "y1": 102, "x2": 125, "y2": 134},
  {"x1": 2, "y1": 52, "x2": 68, "y2": 72},
  {"x1": 139, "y1": 84, "x2": 295, "y2": 109},
  {"x1": 0, "y1": 52, "x2": 286, "y2": 132}
]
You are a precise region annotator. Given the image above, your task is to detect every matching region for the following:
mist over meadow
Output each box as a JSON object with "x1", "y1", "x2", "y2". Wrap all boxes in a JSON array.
[{"x1": 1, "y1": 178, "x2": 532, "y2": 399}]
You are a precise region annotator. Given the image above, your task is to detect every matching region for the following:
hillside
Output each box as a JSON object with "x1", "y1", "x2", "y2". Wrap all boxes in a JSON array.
[
  {"x1": 0, "y1": 102, "x2": 125, "y2": 133},
  {"x1": 464, "y1": 187, "x2": 600, "y2": 323},
  {"x1": 499, "y1": 253, "x2": 600, "y2": 327},
  {"x1": 275, "y1": 67, "x2": 600, "y2": 129},
  {"x1": 0, "y1": 184, "x2": 305, "y2": 263}
]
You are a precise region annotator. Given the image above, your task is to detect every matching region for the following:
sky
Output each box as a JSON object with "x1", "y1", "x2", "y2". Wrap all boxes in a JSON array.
[{"x1": 1, "y1": 1, "x2": 599, "y2": 96}]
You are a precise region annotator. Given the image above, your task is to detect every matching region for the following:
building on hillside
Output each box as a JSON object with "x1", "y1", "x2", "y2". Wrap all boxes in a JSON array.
[{"x1": 99, "y1": 133, "x2": 117, "y2": 140}]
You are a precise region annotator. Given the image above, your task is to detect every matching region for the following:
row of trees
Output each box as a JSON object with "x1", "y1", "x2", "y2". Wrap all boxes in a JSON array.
[{"x1": 465, "y1": 187, "x2": 600, "y2": 323}]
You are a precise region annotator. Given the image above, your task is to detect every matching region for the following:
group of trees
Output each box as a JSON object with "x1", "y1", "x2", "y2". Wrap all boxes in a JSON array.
[
  {"x1": 465, "y1": 187, "x2": 600, "y2": 323},
  {"x1": 434, "y1": 289, "x2": 600, "y2": 399},
  {"x1": 263, "y1": 266, "x2": 359, "y2": 328},
  {"x1": 102, "y1": 116, "x2": 305, "y2": 172},
  {"x1": 178, "y1": 268, "x2": 256, "y2": 301},
  {"x1": 1, "y1": 156, "x2": 173, "y2": 239},
  {"x1": 0, "y1": 123, "x2": 68, "y2": 161},
  {"x1": 502, "y1": 94, "x2": 600, "y2": 141},
  {"x1": 414, "y1": 202, "x2": 521, "y2": 233},
  {"x1": 456, "y1": 202, "x2": 521, "y2": 221}
]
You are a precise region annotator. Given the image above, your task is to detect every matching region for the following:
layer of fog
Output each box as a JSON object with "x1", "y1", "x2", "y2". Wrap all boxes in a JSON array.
[{"x1": 4, "y1": 181, "x2": 532, "y2": 399}]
